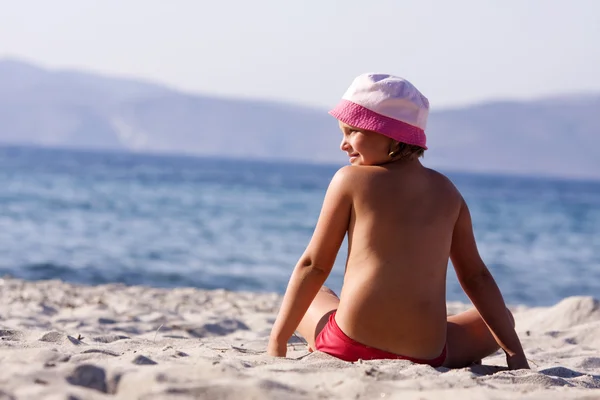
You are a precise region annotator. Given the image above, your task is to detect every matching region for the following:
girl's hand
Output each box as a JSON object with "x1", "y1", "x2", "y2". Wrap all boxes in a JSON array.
[
  {"x1": 506, "y1": 353, "x2": 530, "y2": 370},
  {"x1": 267, "y1": 340, "x2": 287, "y2": 357}
]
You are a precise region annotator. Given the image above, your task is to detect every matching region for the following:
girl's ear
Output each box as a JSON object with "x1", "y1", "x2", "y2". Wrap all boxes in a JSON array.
[{"x1": 388, "y1": 141, "x2": 401, "y2": 158}]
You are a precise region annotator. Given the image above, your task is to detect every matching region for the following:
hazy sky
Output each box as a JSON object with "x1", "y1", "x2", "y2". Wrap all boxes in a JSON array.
[{"x1": 1, "y1": 0, "x2": 599, "y2": 109}]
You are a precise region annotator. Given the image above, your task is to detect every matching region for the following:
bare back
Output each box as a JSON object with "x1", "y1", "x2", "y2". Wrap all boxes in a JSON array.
[{"x1": 335, "y1": 160, "x2": 462, "y2": 359}]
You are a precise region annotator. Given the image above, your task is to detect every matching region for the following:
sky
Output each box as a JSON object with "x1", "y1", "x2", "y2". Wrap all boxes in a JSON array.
[{"x1": 1, "y1": 0, "x2": 599, "y2": 110}]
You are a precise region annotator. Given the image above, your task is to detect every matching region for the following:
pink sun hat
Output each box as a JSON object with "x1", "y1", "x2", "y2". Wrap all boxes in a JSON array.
[{"x1": 329, "y1": 73, "x2": 429, "y2": 149}]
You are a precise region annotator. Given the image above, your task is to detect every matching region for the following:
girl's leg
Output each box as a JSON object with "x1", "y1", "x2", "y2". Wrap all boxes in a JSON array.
[
  {"x1": 296, "y1": 286, "x2": 340, "y2": 351},
  {"x1": 444, "y1": 308, "x2": 515, "y2": 368}
]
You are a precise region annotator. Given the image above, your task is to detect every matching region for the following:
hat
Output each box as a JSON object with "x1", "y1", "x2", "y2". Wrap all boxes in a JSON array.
[{"x1": 329, "y1": 73, "x2": 429, "y2": 149}]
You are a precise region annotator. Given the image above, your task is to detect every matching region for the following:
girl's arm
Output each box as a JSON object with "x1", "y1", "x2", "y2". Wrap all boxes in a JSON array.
[
  {"x1": 450, "y1": 198, "x2": 530, "y2": 370},
  {"x1": 267, "y1": 167, "x2": 353, "y2": 356}
]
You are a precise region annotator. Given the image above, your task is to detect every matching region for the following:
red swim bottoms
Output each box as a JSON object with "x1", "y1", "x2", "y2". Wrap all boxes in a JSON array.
[{"x1": 314, "y1": 311, "x2": 447, "y2": 367}]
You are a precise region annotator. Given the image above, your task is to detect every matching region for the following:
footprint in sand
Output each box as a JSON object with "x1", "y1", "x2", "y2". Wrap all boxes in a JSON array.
[
  {"x1": 66, "y1": 364, "x2": 110, "y2": 394},
  {"x1": 81, "y1": 349, "x2": 121, "y2": 357},
  {"x1": 0, "y1": 330, "x2": 25, "y2": 341},
  {"x1": 185, "y1": 319, "x2": 249, "y2": 338},
  {"x1": 91, "y1": 334, "x2": 130, "y2": 343},
  {"x1": 39, "y1": 331, "x2": 65, "y2": 343},
  {"x1": 132, "y1": 355, "x2": 158, "y2": 365}
]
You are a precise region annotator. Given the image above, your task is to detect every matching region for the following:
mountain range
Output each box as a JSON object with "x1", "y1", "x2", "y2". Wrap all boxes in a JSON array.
[{"x1": 1, "y1": 59, "x2": 599, "y2": 179}]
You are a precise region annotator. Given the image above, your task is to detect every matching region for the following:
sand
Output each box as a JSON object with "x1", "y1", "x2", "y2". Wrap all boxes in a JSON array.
[{"x1": 0, "y1": 277, "x2": 598, "y2": 399}]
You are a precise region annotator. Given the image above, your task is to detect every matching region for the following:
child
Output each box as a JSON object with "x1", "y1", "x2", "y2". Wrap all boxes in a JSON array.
[{"x1": 267, "y1": 73, "x2": 529, "y2": 369}]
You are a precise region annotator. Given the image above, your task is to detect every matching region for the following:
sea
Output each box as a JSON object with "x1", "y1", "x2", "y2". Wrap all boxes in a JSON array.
[{"x1": 1, "y1": 146, "x2": 599, "y2": 307}]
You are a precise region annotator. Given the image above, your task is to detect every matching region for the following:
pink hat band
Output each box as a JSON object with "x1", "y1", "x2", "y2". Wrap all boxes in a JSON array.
[
  {"x1": 329, "y1": 74, "x2": 429, "y2": 149},
  {"x1": 329, "y1": 100, "x2": 428, "y2": 149}
]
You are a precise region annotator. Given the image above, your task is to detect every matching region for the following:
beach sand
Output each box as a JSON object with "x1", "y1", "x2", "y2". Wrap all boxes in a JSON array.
[{"x1": 0, "y1": 278, "x2": 598, "y2": 399}]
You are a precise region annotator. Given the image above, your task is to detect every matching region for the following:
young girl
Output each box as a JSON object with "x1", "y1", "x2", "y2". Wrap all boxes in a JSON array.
[{"x1": 267, "y1": 73, "x2": 529, "y2": 369}]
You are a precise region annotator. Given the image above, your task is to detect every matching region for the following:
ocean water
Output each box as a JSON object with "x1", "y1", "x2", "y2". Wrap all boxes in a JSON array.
[{"x1": 1, "y1": 146, "x2": 599, "y2": 306}]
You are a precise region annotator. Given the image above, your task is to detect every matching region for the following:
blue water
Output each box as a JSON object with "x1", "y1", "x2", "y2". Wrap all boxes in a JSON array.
[{"x1": 1, "y1": 146, "x2": 599, "y2": 306}]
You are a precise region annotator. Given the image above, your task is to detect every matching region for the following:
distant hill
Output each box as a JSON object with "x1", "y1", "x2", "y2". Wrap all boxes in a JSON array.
[
  {"x1": 1, "y1": 59, "x2": 599, "y2": 179},
  {"x1": 426, "y1": 95, "x2": 600, "y2": 179}
]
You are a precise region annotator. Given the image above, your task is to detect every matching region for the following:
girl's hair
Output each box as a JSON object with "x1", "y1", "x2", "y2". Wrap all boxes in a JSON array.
[{"x1": 391, "y1": 141, "x2": 426, "y2": 159}]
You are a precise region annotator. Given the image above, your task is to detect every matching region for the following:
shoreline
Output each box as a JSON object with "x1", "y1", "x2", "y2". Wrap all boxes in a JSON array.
[{"x1": 1, "y1": 278, "x2": 599, "y2": 399}]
